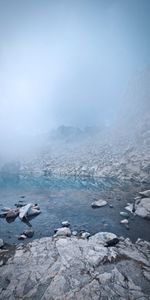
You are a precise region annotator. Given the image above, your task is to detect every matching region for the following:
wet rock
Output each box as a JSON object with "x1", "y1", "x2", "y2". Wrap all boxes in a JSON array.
[
  {"x1": 91, "y1": 199, "x2": 107, "y2": 208},
  {"x1": 23, "y1": 229, "x2": 34, "y2": 238},
  {"x1": 61, "y1": 221, "x2": 70, "y2": 227},
  {"x1": 6, "y1": 210, "x2": 19, "y2": 223},
  {"x1": 120, "y1": 211, "x2": 129, "y2": 217},
  {"x1": 54, "y1": 227, "x2": 71, "y2": 237},
  {"x1": 18, "y1": 234, "x2": 27, "y2": 240}
]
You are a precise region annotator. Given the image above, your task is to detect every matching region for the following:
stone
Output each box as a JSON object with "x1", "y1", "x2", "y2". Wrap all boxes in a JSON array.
[
  {"x1": 81, "y1": 232, "x2": 90, "y2": 239},
  {"x1": 135, "y1": 198, "x2": 150, "y2": 218},
  {"x1": 54, "y1": 227, "x2": 71, "y2": 237},
  {"x1": 91, "y1": 199, "x2": 107, "y2": 208},
  {"x1": 120, "y1": 211, "x2": 129, "y2": 217},
  {"x1": 61, "y1": 221, "x2": 70, "y2": 227},
  {"x1": 120, "y1": 219, "x2": 129, "y2": 224},
  {"x1": 23, "y1": 229, "x2": 34, "y2": 238},
  {"x1": 72, "y1": 231, "x2": 78, "y2": 236},
  {"x1": 18, "y1": 234, "x2": 27, "y2": 240},
  {"x1": 139, "y1": 190, "x2": 150, "y2": 198}
]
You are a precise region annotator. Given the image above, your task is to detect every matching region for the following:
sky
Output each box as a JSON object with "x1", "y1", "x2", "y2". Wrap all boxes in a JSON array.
[{"x1": 0, "y1": 0, "x2": 150, "y2": 137}]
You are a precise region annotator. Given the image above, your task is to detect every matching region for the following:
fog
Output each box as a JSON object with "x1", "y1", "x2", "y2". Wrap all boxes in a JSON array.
[{"x1": 0, "y1": 0, "x2": 150, "y2": 157}]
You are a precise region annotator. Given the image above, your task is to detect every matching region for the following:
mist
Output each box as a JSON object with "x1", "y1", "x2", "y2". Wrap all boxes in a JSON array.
[{"x1": 0, "y1": 0, "x2": 150, "y2": 158}]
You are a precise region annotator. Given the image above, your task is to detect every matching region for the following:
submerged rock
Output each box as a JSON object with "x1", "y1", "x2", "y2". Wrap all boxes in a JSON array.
[{"x1": 91, "y1": 199, "x2": 107, "y2": 208}]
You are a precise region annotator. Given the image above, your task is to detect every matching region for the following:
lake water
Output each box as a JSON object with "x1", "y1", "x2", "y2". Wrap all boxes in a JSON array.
[{"x1": 0, "y1": 174, "x2": 149, "y2": 243}]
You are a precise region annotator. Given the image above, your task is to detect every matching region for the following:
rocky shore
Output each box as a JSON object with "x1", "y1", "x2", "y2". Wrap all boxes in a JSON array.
[{"x1": 0, "y1": 232, "x2": 150, "y2": 300}]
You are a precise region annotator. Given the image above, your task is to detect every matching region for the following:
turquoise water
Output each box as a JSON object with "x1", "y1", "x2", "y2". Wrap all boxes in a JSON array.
[{"x1": 0, "y1": 174, "x2": 149, "y2": 243}]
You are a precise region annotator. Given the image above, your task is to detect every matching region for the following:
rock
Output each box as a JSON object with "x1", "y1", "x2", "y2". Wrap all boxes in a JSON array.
[
  {"x1": 54, "y1": 227, "x2": 71, "y2": 237},
  {"x1": 135, "y1": 198, "x2": 150, "y2": 218},
  {"x1": 23, "y1": 229, "x2": 34, "y2": 238},
  {"x1": 91, "y1": 199, "x2": 107, "y2": 208},
  {"x1": 6, "y1": 210, "x2": 19, "y2": 223},
  {"x1": 120, "y1": 211, "x2": 129, "y2": 217},
  {"x1": 72, "y1": 231, "x2": 78, "y2": 236},
  {"x1": 18, "y1": 234, "x2": 27, "y2": 240},
  {"x1": 19, "y1": 203, "x2": 41, "y2": 220},
  {"x1": 81, "y1": 232, "x2": 90, "y2": 239},
  {"x1": 125, "y1": 204, "x2": 134, "y2": 213},
  {"x1": 139, "y1": 190, "x2": 150, "y2": 198},
  {"x1": 1, "y1": 232, "x2": 150, "y2": 299},
  {"x1": 120, "y1": 219, "x2": 129, "y2": 224},
  {"x1": 105, "y1": 238, "x2": 119, "y2": 247},
  {"x1": 109, "y1": 204, "x2": 114, "y2": 208},
  {"x1": 61, "y1": 221, "x2": 70, "y2": 227},
  {"x1": 0, "y1": 239, "x2": 4, "y2": 248}
]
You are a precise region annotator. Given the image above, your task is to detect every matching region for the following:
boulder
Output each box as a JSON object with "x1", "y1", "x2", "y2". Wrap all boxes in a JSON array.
[
  {"x1": 135, "y1": 198, "x2": 150, "y2": 218},
  {"x1": 91, "y1": 199, "x2": 107, "y2": 208},
  {"x1": 54, "y1": 227, "x2": 71, "y2": 237},
  {"x1": 139, "y1": 190, "x2": 150, "y2": 198}
]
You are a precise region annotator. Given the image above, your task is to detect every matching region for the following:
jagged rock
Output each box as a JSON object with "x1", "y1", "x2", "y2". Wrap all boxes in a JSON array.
[{"x1": 91, "y1": 199, "x2": 107, "y2": 208}]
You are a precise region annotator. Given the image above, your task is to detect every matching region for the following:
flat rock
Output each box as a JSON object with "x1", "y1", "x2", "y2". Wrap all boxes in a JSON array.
[{"x1": 91, "y1": 199, "x2": 107, "y2": 208}]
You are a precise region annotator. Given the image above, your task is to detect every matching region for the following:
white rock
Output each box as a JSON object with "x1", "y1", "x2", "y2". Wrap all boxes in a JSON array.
[
  {"x1": 91, "y1": 199, "x2": 107, "y2": 208},
  {"x1": 120, "y1": 219, "x2": 129, "y2": 224},
  {"x1": 135, "y1": 198, "x2": 150, "y2": 218},
  {"x1": 72, "y1": 231, "x2": 78, "y2": 236},
  {"x1": 81, "y1": 232, "x2": 90, "y2": 239},
  {"x1": 61, "y1": 221, "x2": 70, "y2": 227},
  {"x1": 54, "y1": 227, "x2": 71, "y2": 237}
]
